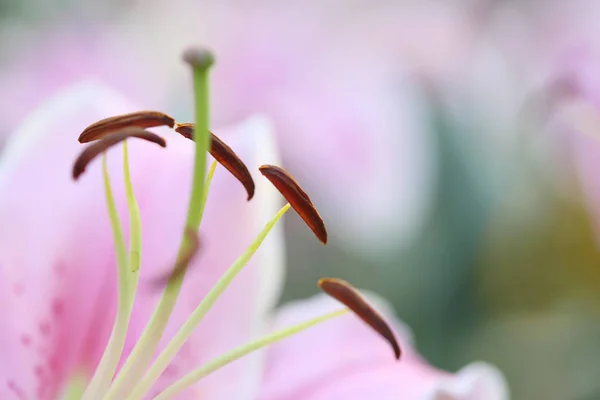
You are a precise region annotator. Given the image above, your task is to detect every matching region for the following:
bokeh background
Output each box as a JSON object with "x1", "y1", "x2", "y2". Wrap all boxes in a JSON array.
[{"x1": 3, "y1": 0, "x2": 600, "y2": 398}]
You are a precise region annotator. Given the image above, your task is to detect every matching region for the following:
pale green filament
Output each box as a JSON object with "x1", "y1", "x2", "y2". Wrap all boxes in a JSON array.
[
  {"x1": 201, "y1": 160, "x2": 218, "y2": 212},
  {"x1": 104, "y1": 58, "x2": 214, "y2": 399},
  {"x1": 82, "y1": 152, "x2": 133, "y2": 400},
  {"x1": 123, "y1": 141, "x2": 143, "y2": 276},
  {"x1": 127, "y1": 203, "x2": 291, "y2": 400},
  {"x1": 153, "y1": 308, "x2": 349, "y2": 400},
  {"x1": 60, "y1": 370, "x2": 88, "y2": 400}
]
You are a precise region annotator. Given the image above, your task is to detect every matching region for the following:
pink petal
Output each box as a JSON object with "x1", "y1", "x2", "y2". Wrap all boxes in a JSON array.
[
  {"x1": 0, "y1": 26, "x2": 166, "y2": 142},
  {"x1": 266, "y1": 60, "x2": 434, "y2": 252},
  {"x1": 257, "y1": 294, "x2": 508, "y2": 400},
  {"x1": 0, "y1": 81, "x2": 140, "y2": 399}
]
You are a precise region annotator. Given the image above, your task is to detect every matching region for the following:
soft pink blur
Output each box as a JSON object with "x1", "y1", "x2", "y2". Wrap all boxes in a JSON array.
[
  {"x1": 495, "y1": 1, "x2": 600, "y2": 239},
  {"x1": 0, "y1": 1, "x2": 465, "y2": 252},
  {"x1": 257, "y1": 293, "x2": 508, "y2": 400}
]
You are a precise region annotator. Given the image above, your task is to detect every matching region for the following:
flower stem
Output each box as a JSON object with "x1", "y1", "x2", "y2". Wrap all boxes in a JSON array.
[
  {"x1": 82, "y1": 152, "x2": 132, "y2": 400},
  {"x1": 127, "y1": 203, "x2": 291, "y2": 400},
  {"x1": 153, "y1": 308, "x2": 349, "y2": 400},
  {"x1": 103, "y1": 53, "x2": 214, "y2": 400}
]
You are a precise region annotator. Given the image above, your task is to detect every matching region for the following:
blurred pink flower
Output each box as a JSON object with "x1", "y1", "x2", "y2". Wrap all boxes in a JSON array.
[
  {"x1": 257, "y1": 293, "x2": 508, "y2": 400},
  {"x1": 491, "y1": 0, "x2": 600, "y2": 236},
  {"x1": 0, "y1": 81, "x2": 508, "y2": 399},
  {"x1": 0, "y1": 1, "x2": 448, "y2": 253}
]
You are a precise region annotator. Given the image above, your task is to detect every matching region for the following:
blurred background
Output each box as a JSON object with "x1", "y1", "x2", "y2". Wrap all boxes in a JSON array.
[{"x1": 3, "y1": 0, "x2": 600, "y2": 398}]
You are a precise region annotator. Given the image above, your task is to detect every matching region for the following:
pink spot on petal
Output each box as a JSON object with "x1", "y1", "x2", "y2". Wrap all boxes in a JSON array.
[
  {"x1": 163, "y1": 365, "x2": 178, "y2": 377},
  {"x1": 47, "y1": 356, "x2": 59, "y2": 372},
  {"x1": 20, "y1": 334, "x2": 32, "y2": 347},
  {"x1": 51, "y1": 299, "x2": 64, "y2": 317},
  {"x1": 36, "y1": 384, "x2": 49, "y2": 399},
  {"x1": 12, "y1": 282, "x2": 25, "y2": 297},
  {"x1": 7, "y1": 380, "x2": 27, "y2": 400},
  {"x1": 34, "y1": 365, "x2": 45, "y2": 379},
  {"x1": 37, "y1": 346, "x2": 50, "y2": 358},
  {"x1": 39, "y1": 322, "x2": 51, "y2": 336},
  {"x1": 53, "y1": 262, "x2": 66, "y2": 278}
]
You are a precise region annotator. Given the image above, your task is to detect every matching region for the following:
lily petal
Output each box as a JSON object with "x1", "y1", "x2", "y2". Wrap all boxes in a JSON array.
[
  {"x1": 257, "y1": 293, "x2": 509, "y2": 400},
  {"x1": 0, "y1": 81, "x2": 138, "y2": 399}
]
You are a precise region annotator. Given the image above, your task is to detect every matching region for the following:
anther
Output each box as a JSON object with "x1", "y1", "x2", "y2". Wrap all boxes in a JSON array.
[
  {"x1": 73, "y1": 127, "x2": 166, "y2": 180},
  {"x1": 78, "y1": 111, "x2": 175, "y2": 143},
  {"x1": 259, "y1": 165, "x2": 327, "y2": 244},
  {"x1": 175, "y1": 124, "x2": 255, "y2": 200},
  {"x1": 318, "y1": 278, "x2": 401, "y2": 359}
]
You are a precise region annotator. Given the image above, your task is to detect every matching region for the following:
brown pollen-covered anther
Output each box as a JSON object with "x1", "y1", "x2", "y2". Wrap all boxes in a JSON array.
[
  {"x1": 78, "y1": 111, "x2": 175, "y2": 143},
  {"x1": 73, "y1": 127, "x2": 167, "y2": 180},
  {"x1": 318, "y1": 277, "x2": 401, "y2": 360},
  {"x1": 259, "y1": 165, "x2": 327, "y2": 244},
  {"x1": 175, "y1": 123, "x2": 255, "y2": 201}
]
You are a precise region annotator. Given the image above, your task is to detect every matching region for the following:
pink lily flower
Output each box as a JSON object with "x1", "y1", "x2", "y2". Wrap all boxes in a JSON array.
[{"x1": 0, "y1": 57, "x2": 508, "y2": 398}]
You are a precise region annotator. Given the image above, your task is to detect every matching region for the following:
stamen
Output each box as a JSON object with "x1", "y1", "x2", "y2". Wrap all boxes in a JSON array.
[
  {"x1": 81, "y1": 153, "x2": 131, "y2": 400},
  {"x1": 318, "y1": 278, "x2": 401, "y2": 360},
  {"x1": 259, "y1": 165, "x2": 327, "y2": 244},
  {"x1": 123, "y1": 140, "x2": 143, "y2": 273},
  {"x1": 72, "y1": 128, "x2": 166, "y2": 180},
  {"x1": 78, "y1": 111, "x2": 175, "y2": 143},
  {"x1": 82, "y1": 140, "x2": 145, "y2": 399},
  {"x1": 175, "y1": 124, "x2": 255, "y2": 200},
  {"x1": 173, "y1": 123, "x2": 195, "y2": 140},
  {"x1": 201, "y1": 160, "x2": 218, "y2": 212},
  {"x1": 126, "y1": 204, "x2": 291, "y2": 400},
  {"x1": 152, "y1": 308, "x2": 348, "y2": 400}
]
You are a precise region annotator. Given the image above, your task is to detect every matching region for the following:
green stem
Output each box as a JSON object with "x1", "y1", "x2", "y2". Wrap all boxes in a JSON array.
[
  {"x1": 82, "y1": 153, "x2": 131, "y2": 400},
  {"x1": 153, "y1": 308, "x2": 349, "y2": 400},
  {"x1": 127, "y1": 204, "x2": 291, "y2": 400},
  {"x1": 103, "y1": 55, "x2": 214, "y2": 400}
]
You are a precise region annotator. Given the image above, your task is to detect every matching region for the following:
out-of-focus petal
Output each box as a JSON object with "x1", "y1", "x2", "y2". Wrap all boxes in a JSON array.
[
  {"x1": 0, "y1": 26, "x2": 166, "y2": 141},
  {"x1": 257, "y1": 293, "x2": 508, "y2": 400},
  {"x1": 0, "y1": 81, "x2": 138, "y2": 399},
  {"x1": 268, "y1": 60, "x2": 435, "y2": 253}
]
